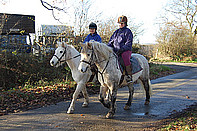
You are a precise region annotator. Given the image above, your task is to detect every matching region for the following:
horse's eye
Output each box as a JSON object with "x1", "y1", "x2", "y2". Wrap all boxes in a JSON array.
[
  {"x1": 87, "y1": 54, "x2": 90, "y2": 56},
  {"x1": 60, "y1": 51, "x2": 63, "y2": 53}
]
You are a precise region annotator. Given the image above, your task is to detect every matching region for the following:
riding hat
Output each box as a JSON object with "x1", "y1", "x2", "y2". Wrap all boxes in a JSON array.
[
  {"x1": 118, "y1": 15, "x2": 127, "y2": 23},
  {"x1": 89, "y1": 22, "x2": 97, "y2": 30}
]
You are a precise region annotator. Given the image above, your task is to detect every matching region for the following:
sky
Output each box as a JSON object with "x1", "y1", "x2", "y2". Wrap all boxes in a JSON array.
[{"x1": 0, "y1": 0, "x2": 169, "y2": 44}]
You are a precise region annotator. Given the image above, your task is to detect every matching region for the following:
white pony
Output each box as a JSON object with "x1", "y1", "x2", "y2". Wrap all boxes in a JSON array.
[
  {"x1": 50, "y1": 41, "x2": 93, "y2": 114},
  {"x1": 78, "y1": 40, "x2": 152, "y2": 118}
]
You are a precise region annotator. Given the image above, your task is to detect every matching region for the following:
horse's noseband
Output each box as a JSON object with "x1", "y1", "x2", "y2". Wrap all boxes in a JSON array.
[
  {"x1": 80, "y1": 60, "x2": 92, "y2": 66},
  {"x1": 52, "y1": 48, "x2": 67, "y2": 66}
]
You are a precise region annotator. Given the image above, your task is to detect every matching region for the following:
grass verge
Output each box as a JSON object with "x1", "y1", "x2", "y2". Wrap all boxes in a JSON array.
[
  {"x1": 156, "y1": 103, "x2": 197, "y2": 131},
  {"x1": 149, "y1": 62, "x2": 175, "y2": 80}
]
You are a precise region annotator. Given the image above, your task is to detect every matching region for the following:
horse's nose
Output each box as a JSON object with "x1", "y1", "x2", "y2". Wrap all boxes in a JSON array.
[
  {"x1": 51, "y1": 61, "x2": 54, "y2": 66},
  {"x1": 80, "y1": 67, "x2": 87, "y2": 73}
]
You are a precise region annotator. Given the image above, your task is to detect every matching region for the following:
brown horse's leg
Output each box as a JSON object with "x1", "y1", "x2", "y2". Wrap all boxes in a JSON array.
[
  {"x1": 124, "y1": 83, "x2": 134, "y2": 110},
  {"x1": 142, "y1": 79, "x2": 151, "y2": 105}
]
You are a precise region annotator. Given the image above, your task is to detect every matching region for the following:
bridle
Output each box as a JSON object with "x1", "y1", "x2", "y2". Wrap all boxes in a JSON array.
[
  {"x1": 80, "y1": 47, "x2": 112, "y2": 83},
  {"x1": 80, "y1": 47, "x2": 124, "y2": 85},
  {"x1": 80, "y1": 47, "x2": 118, "y2": 68},
  {"x1": 52, "y1": 47, "x2": 80, "y2": 66},
  {"x1": 80, "y1": 47, "x2": 96, "y2": 67}
]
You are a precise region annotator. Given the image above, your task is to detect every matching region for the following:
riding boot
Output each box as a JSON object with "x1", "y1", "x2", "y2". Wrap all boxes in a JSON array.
[{"x1": 125, "y1": 65, "x2": 133, "y2": 83}]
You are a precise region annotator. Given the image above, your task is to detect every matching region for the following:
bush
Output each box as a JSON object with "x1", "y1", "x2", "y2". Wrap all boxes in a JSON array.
[{"x1": 0, "y1": 51, "x2": 72, "y2": 91}]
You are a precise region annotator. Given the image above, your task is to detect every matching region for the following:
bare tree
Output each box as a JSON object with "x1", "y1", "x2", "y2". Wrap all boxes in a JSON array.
[
  {"x1": 156, "y1": 22, "x2": 193, "y2": 60},
  {"x1": 40, "y1": 0, "x2": 68, "y2": 23},
  {"x1": 40, "y1": 0, "x2": 101, "y2": 40},
  {"x1": 155, "y1": 0, "x2": 197, "y2": 60},
  {"x1": 165, "y1": 0, "x2": 197, "y2": 35},
  {"x1": 128, "y1": 18, "x2": 144, "y2": 43},
  {"x1": 0, "y1": 0, "x2": 8, "y2": 5},
  {"x1": 97, "y1": 17, "x2": 117, "y2": 43},
  {"x1": 98, "y1": 16, "x2": 144, "y2": 43},
  {"x1": 72, "y1": 0, "x2": 102, "y2": 38},
  {"x1": 73, "y1": 0, "x2": 91, "y2": 37}
]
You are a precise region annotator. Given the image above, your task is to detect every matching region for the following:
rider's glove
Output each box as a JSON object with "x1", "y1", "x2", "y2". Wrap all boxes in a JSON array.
[{"x1": 116, "y1": 48, "x2": 124, "y2": 56}]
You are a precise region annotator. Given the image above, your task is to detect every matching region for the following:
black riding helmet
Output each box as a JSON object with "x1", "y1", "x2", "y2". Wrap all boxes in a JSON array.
[{"x1": 89, "y1": 22, "x2": 97, "y2": 30}]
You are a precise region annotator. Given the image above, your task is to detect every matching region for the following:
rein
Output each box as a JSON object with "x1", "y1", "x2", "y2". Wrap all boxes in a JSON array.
[
  {"x1": 53, "y1": 47, "x2": 81, "y2": 66},
  {"x1": 61, "y1": 54, "x2": 81, "y2": 62},
  {"x1": 97, "y1": 60, "x2": 109, "y2": 84}
]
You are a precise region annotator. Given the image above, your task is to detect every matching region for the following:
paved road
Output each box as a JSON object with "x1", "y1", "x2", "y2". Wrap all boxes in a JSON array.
[{"x1": 0, "y1": 63, "x2": 197, "y2": 130}]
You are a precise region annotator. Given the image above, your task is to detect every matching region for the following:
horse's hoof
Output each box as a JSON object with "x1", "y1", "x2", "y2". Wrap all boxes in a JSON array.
[
  {"x1": 105, "y1": 112, "x2": 114, "y2": 119},
  {"x1": 67, "y1": 109, "x2": 74, "y2": 114},
  {"x1": 144, "y1": 101, "x2": 150, "y2": 105},
  {"x1": 82, "y1": 102, "x2": 89, "y2": 107},
  {"x1": 124, "y1": 105, "x2": 130, "y2": 110}
]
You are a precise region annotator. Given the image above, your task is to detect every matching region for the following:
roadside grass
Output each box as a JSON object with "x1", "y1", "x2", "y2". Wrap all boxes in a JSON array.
[
  {"x1": 151, "y1": 59, "x2": 197, "y2": 63},
  {"x1": 149, "y1": 63, "x2": 172, "y2": 75},
  {"x1": 149, "y1": 62, "x2": 175, "y2": 80},
  {"x1": 158, "y1": 104, "x2": 197, "y2": 131}
]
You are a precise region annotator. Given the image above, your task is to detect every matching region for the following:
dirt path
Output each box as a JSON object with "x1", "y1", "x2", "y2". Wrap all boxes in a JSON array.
[{"x1": 0, "y1": 63, "x2": 197, "y2": 130}]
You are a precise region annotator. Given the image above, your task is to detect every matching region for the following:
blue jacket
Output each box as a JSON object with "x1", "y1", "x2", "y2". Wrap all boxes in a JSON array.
[
  {"x1": 83, "y1": 32, "x2": 102, "y2": 43},
  {"x1": 108, "y1": 26, "x2": 133, "y2": 53}
]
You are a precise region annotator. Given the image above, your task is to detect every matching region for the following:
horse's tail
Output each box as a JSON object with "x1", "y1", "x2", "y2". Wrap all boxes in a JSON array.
[{"x1": 138, "y1": 78, "x2": 152, "y2": 97}]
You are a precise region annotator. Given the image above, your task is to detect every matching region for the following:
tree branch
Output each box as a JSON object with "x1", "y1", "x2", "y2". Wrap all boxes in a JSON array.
[{"x1": 40, "y1": 0, "x2": 67, "y2": 23}]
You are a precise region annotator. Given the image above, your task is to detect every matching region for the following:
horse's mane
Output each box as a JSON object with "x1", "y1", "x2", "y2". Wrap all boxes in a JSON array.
[
  {"x1": 67, "y1": 44, "x2": 76, "y2": 50},
  {"x1": 88, "y1": 40, "x2": 113, "y2": 59},
  {"x1": 59, "y1": 41, "x2": 79, "y2": 54}
]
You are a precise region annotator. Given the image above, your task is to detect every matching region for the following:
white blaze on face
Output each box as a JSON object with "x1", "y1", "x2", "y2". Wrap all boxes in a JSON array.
[
  {"x1": 50, "y1": 50, "x2": 59, "y2": 67},
  {"x1": 78, "y1": 53, "x2": 90, "y2": 73},
  {"x1": 50, "y1": 56, "x2": 56, "y2": 66},
  {"x1": 50, "y1": 47, "x2": 64, "y2": 67}
]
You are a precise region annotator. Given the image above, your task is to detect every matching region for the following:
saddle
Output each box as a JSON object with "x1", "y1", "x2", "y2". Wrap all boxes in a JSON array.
[
  {"x1": 88, "y1": 56, "x2": 143, "y2": 83},
  {"x1": 118, "y1": 56, "x2": 143, "y2": 75}
]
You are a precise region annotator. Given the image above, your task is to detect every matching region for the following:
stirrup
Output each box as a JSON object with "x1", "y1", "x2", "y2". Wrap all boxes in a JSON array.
[{"x1": 126, "y1": 75, "x2": 132, "y2": 83}]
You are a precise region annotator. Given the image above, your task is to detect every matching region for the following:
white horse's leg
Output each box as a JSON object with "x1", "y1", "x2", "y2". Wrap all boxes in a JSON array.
[
  {"x1": 99, "y1": 85, "x2": 110, "y2": 108},
  {"x1": 67, "y1": 83, "x2": 85, "y2": 114},
  {"x1": 82, "y1": 86, "x2": 89, "y2": 107},
  {"x1": 104, "y1": 89, "x2": 110, "y2": 101},
  {"x1": 106, "y1": 84, "x2": 118, "y2": 119}
]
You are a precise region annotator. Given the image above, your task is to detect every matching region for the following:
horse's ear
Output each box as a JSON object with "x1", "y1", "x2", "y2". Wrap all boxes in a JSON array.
[
  {"x1": 57, "y1": 41, "x2": 62, "y2": 47},
  {"x1": 55, "y1": 44, "x2": 58, "y2": 48},
  {"x1": 62, "y1": 41, "x2": 65, "y2": 47},
  {"x1": 87, "y1": 42, "x2": 92, "y2": 49}
]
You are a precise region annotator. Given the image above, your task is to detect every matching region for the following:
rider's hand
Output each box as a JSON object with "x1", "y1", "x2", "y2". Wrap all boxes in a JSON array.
[{"x1": 116, "y1": 48, "x2": 124, "y2": 56}]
